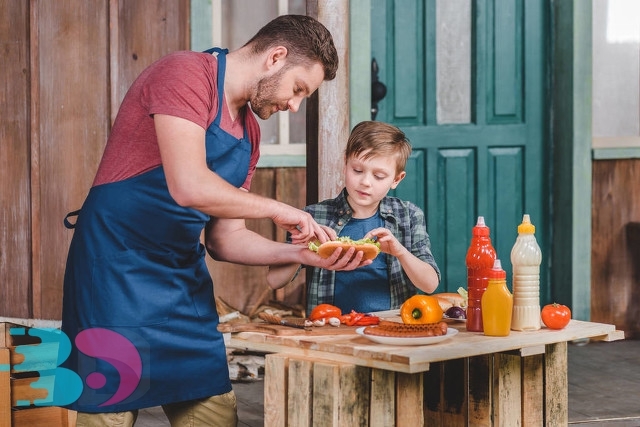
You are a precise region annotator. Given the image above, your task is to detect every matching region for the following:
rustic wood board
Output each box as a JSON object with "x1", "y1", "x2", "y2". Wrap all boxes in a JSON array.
[
  {"x1": 229, "y1": 320, "x2": 621, "y2": 374},
  {"x1": 219, "y1": 322, "x2": 361, "y2": 336}
]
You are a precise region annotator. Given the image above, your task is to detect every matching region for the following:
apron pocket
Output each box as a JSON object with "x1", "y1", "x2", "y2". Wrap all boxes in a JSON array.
[{"x1": 90, "y1": 249, "x2": 177, "y2": 327}]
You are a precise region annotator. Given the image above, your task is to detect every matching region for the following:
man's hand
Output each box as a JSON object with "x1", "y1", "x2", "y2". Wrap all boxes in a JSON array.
[{"x1": 272, "y1": 203, "x2": 332, "y2": 244}]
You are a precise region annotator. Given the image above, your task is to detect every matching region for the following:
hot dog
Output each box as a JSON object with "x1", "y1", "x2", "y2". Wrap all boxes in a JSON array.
[
  {"x1": 363, "y1": 320, "x2": 448, "y2": 337},
  {"x1": 308, "y1": 237, "x2": 380, "y2": 261},
  {"x1": 433, "y1": 292, "x2": 467, "y2": 311}
]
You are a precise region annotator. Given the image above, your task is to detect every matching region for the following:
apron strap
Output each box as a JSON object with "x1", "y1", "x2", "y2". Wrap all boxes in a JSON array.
[
  {"x1": 202, "y1": 48, "x2": 229, "y2": 128},
  {"x1": 64, "y1": 209, "x2": 81, "y2": 229}
]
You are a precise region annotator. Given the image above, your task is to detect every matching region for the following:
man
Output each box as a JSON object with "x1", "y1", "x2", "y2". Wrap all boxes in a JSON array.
[{"x1": 62, "y1": 15, "x2": 366, "y2": 426}]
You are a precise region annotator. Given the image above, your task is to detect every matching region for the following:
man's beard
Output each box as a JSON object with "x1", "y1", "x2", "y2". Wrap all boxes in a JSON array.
[{"x1": 250, "y1": 68, "x2": 288, "y2": 120}]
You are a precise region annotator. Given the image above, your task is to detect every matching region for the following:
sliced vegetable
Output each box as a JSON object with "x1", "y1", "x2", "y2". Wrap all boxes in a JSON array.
[
  {"x1": 457, "y1": 287, "x2": 468, "y2": 307},
  {"x1": 345, "y1": 311, "x2": 365, "y2": 326},
  {"x1": 351, "y1": 314, "x2": 380, "y2": 326},
  {"x1": 400, "y1": 295, "x2": 443, "y2": 324}
]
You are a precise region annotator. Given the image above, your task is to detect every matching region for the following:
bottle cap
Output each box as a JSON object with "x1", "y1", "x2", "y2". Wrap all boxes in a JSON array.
[
  {"x1": 488, "y1": 259, "x2": 506, "y2": 279},
  {"x1": 518, "y1": 214, "x2": 536, "y2": 234},
  {"x1": 472, "y1": 216, "x2": 491, "y2": 237}
]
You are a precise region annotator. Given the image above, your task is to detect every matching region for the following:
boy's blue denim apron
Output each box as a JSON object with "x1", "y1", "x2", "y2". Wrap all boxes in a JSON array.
[{"x1": 61, "y1": 48, "x2": 250, "y2": 412}]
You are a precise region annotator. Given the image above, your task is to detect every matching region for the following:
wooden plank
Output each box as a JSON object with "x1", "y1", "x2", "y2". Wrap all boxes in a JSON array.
[
  {"x1": 312, "y1": 361, "x2": 340, "y2": 426},
  {"x1": 423, "y1": 361, "x2": 443, "y2": 425},
  {"x1": 521, "y1": 354, "x2": 544, "y2": 427},
  {"x1": 0, "y1": 0, "x2": 31, "y2": 320},
  {"x1": 11, "y1": 406, "x2": 73, "y2": 427},
  {"x1": 222, "y1": 323, "x2": 361, "y2": 336},
  {"x1": 544, "y1": 342, "x2": 568, "y2": 425},
  {"x1": 370, "y1": 369, "x2": 395, "y2": 427},
  {"x1": 493, "y1": 353, "x2": 521, "y2": 426},
  {"x1": 592, "y1": 160, "x2": 640, "y2": 338},
  {"x1": 12, "y1": 376, "x2": 49, "y2": 407},
  {"x1": 288, "y1": 358, "x2": 313, "y2": 427},
  {"x1": 468, "y1": 355, "x2": 491, "y2": 426},
  {"x1": 396, "y1": 372, "x2": 423, "y2": 427},
  {"x1": 442, "y1": 358, "x2": 467, "y2": 426},
  {"x1": 264, "y1": 354, "x2": 288, "y2": 427},
  {"x1": 35, "y1": 0, "x2": 110, "y2": 320},
  {"x1": 338, "y1": 364, "x2": 369, "y2": 426},
  {"x1": 1, "y1": 348, "x2": 10, "y2": 427}
]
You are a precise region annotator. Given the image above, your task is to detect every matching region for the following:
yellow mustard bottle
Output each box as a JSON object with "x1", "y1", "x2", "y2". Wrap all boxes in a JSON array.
[{"x1": 481, "y1": 259, "x2": 513, "y2": 336}]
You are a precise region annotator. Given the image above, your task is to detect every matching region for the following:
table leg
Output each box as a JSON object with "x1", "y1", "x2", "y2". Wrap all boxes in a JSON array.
[
  {"x1": 522, "y1": 354, "x2": 544, "y2": 427},
  {"x1": 493, "y1": 352, "x2": 522, "y2": 426},
  {"x1": 545, "y1": 342, "x2": 568, "y2": 425}
]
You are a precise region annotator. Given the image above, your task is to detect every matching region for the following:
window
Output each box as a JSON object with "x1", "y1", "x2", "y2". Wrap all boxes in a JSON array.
[
  {"x1": 191, "y1": 0, "x2": 308, "y2": 166},
  {"x1": 592, "y1": 0, "x2": 640, "y2": 152}
]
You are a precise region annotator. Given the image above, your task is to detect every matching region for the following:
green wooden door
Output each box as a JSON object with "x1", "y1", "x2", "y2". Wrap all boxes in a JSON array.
[{"x1": 372, "y1": 0, "x2": 549, "y2": 301}]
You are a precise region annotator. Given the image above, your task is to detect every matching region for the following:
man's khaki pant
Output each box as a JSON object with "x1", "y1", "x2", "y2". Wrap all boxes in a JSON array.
[{"x1": 75, "y1": 390, "x2": 238, "y2": 427}]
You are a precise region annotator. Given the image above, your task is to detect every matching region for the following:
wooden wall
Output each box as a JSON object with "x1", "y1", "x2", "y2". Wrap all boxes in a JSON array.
[
  {"x1": 0, "y1": 0, "x2": 305, "y2": 321},
  {"x1": 591, "y1": 159, "x2": 640, "y2": 338}
]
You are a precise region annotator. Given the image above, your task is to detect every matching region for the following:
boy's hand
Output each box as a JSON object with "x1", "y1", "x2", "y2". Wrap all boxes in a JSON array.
[{"x1": 365, "y1": 227, "x2": 408, "y2": 258}]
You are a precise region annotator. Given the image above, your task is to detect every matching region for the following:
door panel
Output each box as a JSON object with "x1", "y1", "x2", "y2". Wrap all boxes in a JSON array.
[{"x1": 373, "y1": 0, "x2": 548, "y2": 300}]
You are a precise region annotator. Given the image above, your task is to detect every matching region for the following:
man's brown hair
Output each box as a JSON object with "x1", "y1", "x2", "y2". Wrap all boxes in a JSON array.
[
  {"x1": 345, "y1": 121, "x2": 412, "y2": 174},
  {"x1": 244, "y1": 14, "x2": 338, "y2": 81}
]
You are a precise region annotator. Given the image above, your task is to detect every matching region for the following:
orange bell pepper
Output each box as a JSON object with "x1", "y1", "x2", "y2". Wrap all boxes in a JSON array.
[{"x1": 400, "y1": 295, "x2": 443, "y2": 324}]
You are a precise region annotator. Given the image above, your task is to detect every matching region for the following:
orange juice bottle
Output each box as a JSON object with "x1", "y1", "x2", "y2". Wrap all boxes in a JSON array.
[
  {"x1": 482, "y1": 259, "x2": 513, "y2": 336},
  {"x1": 465, "y1": 216, "x2": 497, "y2": 332}
]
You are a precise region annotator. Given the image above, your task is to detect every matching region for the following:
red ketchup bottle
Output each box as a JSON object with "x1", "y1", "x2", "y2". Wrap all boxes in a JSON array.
[{"x1": 465, "y1": 216, "x2": 497, "y2": 332}]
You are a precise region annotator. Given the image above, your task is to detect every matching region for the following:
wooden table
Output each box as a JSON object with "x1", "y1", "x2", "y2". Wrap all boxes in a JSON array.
[{"x1": 228, "y1": 318, "x2": 623, "y2": 427}]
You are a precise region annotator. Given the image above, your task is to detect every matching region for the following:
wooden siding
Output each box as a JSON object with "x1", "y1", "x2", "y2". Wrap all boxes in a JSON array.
[
  {"x1": 0, "y1": 0, "x2": 306, "y2": 320},
  {"x1": 591, "y1": 159, "x2": 640, "y2": 338},
  {"x1": 0, "y1": 0, "x2": 189, "y2": 320}
]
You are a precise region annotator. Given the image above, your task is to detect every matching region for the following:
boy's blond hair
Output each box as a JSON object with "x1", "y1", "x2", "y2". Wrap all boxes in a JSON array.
[{"x1": 345, "y1": 121, "x2": 412, "y2": 174}]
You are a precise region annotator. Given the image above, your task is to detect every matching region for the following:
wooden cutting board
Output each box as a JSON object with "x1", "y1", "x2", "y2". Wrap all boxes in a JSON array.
[{"x1": 218, "y1": 322, "x2": 361, "y2": 336}]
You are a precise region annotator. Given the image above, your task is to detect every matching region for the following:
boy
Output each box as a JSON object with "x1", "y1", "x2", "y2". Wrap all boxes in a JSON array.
[{"x1": 267, "y1": 121, "x2": 440, "y2": 313}]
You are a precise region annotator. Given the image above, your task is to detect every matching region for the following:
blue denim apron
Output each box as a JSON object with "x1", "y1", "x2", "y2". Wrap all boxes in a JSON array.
[{"x1": 61, "y1": 48, "x2": 251, "y2": 412}]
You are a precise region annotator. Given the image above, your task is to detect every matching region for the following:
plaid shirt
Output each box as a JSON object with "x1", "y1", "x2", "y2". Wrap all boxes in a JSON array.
[{"x1": 302, "y1": 188, "x2": 440, "y2": 312}]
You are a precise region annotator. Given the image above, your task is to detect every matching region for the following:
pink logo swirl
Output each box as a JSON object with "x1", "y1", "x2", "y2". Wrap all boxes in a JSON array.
[{"x1": 75, "y1": 328, "x2": 142, "y2": 406}]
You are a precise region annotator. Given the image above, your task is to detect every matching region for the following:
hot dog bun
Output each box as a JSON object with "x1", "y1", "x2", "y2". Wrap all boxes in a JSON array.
[
  {"x1": 433, "y1": 292, "x2": 466, "y2": 310},
  {"x1": 317, "y1": 241, "x2": 380, "y2": 261},
  {"x1": 309, "y1": 237, "x2": 381, "y2": 261}
]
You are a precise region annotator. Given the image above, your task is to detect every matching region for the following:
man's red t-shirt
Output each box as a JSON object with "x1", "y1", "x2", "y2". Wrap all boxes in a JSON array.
[{"x1": 93, "y1": 51, "x2": 261, "y2": 190}]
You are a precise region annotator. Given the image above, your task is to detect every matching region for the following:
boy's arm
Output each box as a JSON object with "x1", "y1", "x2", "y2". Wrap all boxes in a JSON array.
[
  {"x1": 366, "y1": 227, "x2": 440, "y2": 294},
  {"x1": 394, "y1": 249, "x2": 440, "y2": 293}
]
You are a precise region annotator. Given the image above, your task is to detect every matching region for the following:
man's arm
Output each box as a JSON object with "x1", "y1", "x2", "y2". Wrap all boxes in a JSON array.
[
  {"x1": 154, "y1": 113, "x2": 326, "y2": 242},
  {"x1": 205, "y1": 217, "x2": 370, "y2": 269}
]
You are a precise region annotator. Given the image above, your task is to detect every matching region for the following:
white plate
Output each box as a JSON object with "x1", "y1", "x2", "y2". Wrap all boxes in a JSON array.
[{"x1": 355, "y1": 326, "x2": 458, "y2": 346}]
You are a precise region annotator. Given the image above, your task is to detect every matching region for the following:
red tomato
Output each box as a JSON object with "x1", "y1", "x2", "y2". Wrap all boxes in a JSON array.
[{"x1": 541, "y1": 303, "x2": 571, "y2": 329}]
